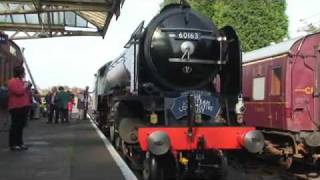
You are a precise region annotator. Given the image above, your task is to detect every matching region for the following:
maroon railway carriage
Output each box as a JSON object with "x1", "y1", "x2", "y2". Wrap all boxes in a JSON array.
[
  {"x1": 0, "y1": 32, "x2": 24, "y2": 121},
  {"x1": 0, "y1": 32, "x2": 24, "y2": 87},
  {"x1": 243, "y1": 32, "x2": 320, "y2": 167}
]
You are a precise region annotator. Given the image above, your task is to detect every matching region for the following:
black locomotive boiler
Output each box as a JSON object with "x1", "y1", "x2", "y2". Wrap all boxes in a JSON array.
[{"x1": 93, "y1": 3, "x2": 264, "y2": 180}]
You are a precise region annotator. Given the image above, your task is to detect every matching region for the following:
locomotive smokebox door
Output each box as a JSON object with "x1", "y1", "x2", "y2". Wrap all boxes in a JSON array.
[{"x1": 142, "y1": 5, "x2": 225, "y2": 90}]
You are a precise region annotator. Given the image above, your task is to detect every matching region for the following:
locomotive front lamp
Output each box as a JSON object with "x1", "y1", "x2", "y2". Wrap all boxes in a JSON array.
[
  {"x1": 235, "y1": 95, "x2": 246, "y2": 114},
  {"x1": 147, "y1": 131, "x2": 171, "y2": 155},
  {"x1": 235, "y1": 95, "x2": 245, "y2": 124},
  {"x1": 242, "y1": 130, "x2": 265, "y2": 153},
  {"x1": 150, "y1": 112, "x2": 158, "y2": 124}
]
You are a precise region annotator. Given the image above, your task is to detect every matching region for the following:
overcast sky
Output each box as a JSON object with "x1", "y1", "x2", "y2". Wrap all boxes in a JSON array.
[{"x1": 14, "y1": 0, "x2": 320, "y2": 90}]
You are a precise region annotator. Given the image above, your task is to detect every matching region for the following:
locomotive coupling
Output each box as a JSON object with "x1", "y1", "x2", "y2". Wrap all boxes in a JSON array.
[
  {"x1": 147, "y1": 131, "x2": 171, "y2": 155},
  {"x1": 241, "y1": 130, "x2": 265, "y2": 153}
]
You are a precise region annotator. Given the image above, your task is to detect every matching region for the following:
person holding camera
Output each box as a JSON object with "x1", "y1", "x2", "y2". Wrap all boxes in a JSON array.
[{"x1": 7, "y1": 66, "x2": 31, "y2": 151}]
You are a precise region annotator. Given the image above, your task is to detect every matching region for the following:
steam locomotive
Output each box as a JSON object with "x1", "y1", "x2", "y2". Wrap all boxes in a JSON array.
[{"x1": 93, "y1": 3, "x2": 264, "y2": 179}]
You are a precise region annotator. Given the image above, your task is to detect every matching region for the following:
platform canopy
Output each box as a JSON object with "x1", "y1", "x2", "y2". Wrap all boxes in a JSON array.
[{"x1": 0, "y1": 0, "x2": 124, "y2": 40}]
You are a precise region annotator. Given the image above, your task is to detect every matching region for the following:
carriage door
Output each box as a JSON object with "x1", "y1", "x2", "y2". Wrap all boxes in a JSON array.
[
  {"x1": 315, "y1": 45, "x2": 320, "y2": 127},
  {"x1": 269, "y1": 64, "x2": 284, "y2": 129},
  {"x1": 0, "y1": 55, "x2": 3, "y2": 86}
]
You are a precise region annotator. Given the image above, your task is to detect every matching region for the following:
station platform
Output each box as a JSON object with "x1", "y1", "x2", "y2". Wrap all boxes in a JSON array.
[{"x1": 0, "y1": 113, "x2": 136, "y2": 180}]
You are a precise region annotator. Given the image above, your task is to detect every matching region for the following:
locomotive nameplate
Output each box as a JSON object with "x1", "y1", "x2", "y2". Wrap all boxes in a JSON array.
[{"x1": 168, "y1": 92, "x2": 220, "y2": 119}]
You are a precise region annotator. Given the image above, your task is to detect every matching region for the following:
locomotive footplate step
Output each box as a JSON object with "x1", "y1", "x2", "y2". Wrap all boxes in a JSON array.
[{"x1": 0, "y1": 117, "x2": 128, "y2": 180}]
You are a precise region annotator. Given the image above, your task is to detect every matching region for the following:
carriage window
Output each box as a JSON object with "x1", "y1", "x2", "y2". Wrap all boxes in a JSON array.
[
  {"x1": 271, "y1": 67, "x2": 282, "y2": 96},
  {"x1": 253, "y1": 77, "x2": 265, "y2": 100}
]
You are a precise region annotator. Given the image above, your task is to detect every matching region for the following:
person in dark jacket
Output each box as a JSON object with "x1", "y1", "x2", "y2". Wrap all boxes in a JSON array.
[
  {"x1": 55, "y1": 86, "x2": 70, "y2": 123},
  {"x1": 45, "y1": 87, "x2": 57, "y2": 123},
  {"x1": 7, "y1": 66, "x2": 31, "y2": 151}
]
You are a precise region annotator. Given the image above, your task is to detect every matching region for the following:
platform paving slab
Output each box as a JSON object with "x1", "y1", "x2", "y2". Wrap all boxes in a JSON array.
[{"x1": 0, "y1": 116, "x2": 125, "y2": 180}]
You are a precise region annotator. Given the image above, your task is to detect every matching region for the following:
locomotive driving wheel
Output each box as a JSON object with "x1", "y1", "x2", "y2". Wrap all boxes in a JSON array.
[
  {"x1": 110, "y1": 125, "x2": 122, "y2": 152},
  {"x1": 143, "y1": 153, "x2": 164, "y2": 180},
  {"x1": 114, "y1": 134, "x2": 122, "y2": 152},
  {"x1": 204, "y1": 151, "x2": 228, "y2": 180},
  {"x1": 215, "y1": 155, "x2": 228, "y2": 180},
  {"x1": 109, "y1": 125, "x2": 115, "y2": 143}
]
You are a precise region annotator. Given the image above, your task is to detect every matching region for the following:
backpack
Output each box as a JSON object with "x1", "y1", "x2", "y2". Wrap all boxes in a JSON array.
[{"x1": 0, "y1": 87, "x2": 9, "y2": 108}]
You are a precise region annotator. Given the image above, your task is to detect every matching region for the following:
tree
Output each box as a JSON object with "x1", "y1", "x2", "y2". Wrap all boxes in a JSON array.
[
  {"x1": 161, "y1": 0, "x2": 177, "y2": 7},
  {"x1": 161, "y1": 0, "x2": 288, "y2": 52}
]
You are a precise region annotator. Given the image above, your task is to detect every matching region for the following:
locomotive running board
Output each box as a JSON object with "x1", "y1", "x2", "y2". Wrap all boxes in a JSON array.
[
  {"x1": 169, "y1": 58, "x2": 226, "y2": 64},
  {"x1": 138, "y1": 127, "x2": 256, "y2": 151}
]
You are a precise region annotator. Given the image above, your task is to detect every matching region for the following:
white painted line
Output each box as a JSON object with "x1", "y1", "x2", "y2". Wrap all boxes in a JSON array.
[{"x1": 88, "y1": 116, "x2": 138, "y2": 180}]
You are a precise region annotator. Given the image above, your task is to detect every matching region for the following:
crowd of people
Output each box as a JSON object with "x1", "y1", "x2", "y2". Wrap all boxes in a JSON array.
[{"x1": 45, "y1": 86, "x2": 75, "y2": 124}]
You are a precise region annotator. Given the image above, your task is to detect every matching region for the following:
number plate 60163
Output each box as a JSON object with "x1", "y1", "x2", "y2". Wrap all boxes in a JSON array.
[{"x1": 176, "y1": 32, "x2": 201, "y2": 40}]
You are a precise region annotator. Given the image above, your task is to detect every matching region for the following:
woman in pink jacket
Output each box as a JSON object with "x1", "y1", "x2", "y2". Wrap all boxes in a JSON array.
[{"x1": 7, "y1": 66, "x2": 31, "y2": 151}]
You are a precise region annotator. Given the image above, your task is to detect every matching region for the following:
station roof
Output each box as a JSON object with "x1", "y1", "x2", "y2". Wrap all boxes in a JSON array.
[{"x1": 0, "y1": 0, "x2": 124, "y2": 40}]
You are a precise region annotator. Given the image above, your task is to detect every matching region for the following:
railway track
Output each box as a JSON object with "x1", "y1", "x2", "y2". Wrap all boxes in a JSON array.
[
  {"x1": 227, "y1": 152, "x2": 320, "y2": 180},
  {"x1": 88, "y1": 111, "x2": 320, "y2": 180}
]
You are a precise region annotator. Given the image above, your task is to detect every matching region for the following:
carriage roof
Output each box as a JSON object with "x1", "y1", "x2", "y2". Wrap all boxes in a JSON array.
[{"x1": 242, "y1": 36, "x2": 303, "y2": 63}]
